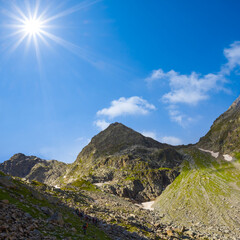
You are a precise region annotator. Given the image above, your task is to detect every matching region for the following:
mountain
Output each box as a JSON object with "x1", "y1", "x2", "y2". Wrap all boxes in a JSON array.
[
  {"x1": 1, "y1": 96, "x2": 240, "y2": 239},
  {"x1": 153, "y1": 96, "x2": 240, "y2": 239},
  {"x1": 63, "y1": 122, "x2": 184, "y2": 202},
  {"x1": 0, "y1": 123, "x2": 184, "y2": 202},
  {"x1": 197, "y1": 96, "x2": 240, "y2": 155},
  {"x1": 153, "y1": 147, "x2": 240, "y2": 238},
  {"x1": 0, "y1": 153, "x2": 68, "y2": 186}
]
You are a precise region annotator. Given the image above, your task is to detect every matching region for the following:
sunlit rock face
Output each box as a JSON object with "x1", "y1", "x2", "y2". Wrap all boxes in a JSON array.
[
  {"x1": 64, "y1": 122, "x2": 184, "y2": 202},
  {"x1": 197, "y1": 95, "x2": 240, "y2": 155}
]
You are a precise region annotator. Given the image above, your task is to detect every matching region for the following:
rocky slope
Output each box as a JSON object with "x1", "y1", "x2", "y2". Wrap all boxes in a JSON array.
[
  {"x1": 197, "y1": 95, "x2": 240, "y2": 154},
  {"x1": 152, "y1": 96, "x2": 240, "y2": 239},
  {"x1": 153, "y1": 147, "x2": 240, "y2": 239},
  {"x1": 0, "y1": 153, "x2": 68, "y2": 186},
  {"x1": 0, "y1": 171, "x2": 207, "y2": 240},
  {"x1": 63, "y1": 123, "x2": 184, "y2": 202},
  {"x1": 0, "y1": 171, "x2": 112, "y2": 240}
]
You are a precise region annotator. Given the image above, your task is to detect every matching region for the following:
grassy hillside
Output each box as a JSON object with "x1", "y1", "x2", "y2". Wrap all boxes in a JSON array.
[{"x1": 153, "y1": 148, "x2": 240, "y2": 238}]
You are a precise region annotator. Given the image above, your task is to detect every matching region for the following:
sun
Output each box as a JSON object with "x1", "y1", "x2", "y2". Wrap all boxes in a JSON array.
[
  {"x1": 3, "y1": 2, "x2": 53, "y2": 56},
  {"x1": 23, "y1": 18, "x2": 43, "y2": 36},
  {"x1": 2, "y1": 0, "x2": 100, "y2": 63}
]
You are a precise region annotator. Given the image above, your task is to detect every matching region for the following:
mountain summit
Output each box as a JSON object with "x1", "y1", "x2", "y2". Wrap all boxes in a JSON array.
[{"x1": 80, "y1": 122, "x2": 168, "y2": 157}]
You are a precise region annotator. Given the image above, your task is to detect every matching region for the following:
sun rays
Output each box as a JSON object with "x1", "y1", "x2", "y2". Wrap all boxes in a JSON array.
[{"x1": 2, "y1": 0, "x2": 101, "y2": 64}]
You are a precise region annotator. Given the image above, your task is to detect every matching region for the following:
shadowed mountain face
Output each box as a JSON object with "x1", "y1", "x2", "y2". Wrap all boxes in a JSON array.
[
  {"x1": 197, "y1": 96, "x2": 240, "y2": 154},
  {"x1": 0, "y1": 153, "x2": 44, "y2": 178},
  {"x1": 64, "y1": 123, "x2": 184, "y2": 202},
  {"x1": 0, "y1": 153, "x2": 68, "y2": 186}
]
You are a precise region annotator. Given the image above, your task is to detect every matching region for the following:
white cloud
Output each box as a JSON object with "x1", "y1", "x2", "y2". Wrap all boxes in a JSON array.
[
  {"x1": 160, "y1": 136, "x2": 182, "y2": 145},
  {"x1": 223, "y1": 41, "x2": 240, "y2": 72},
  {"x1": 168, "y1": 107, "x2": 185, "y2": 126},
  {"x1": 141, "y1": 131, "x2": 157, "y2": 140},
  {"x1": 94, "y1": 119, "x2": 110, "y2": 130},
  {"x1": 97, "y1": 96, "x2": 156, "y2": 119},
  {"x1": 146, "y1": 42, "x2": 240, "y2": 108},
  {"x1": 147, "y1": 69, "x2": 225, "y2": 105},
  {"x1": 145, "y1": 42, "x2": 240, "y2": 126},
  {"x1": 168, "y1": 105, "x2": 193, "y2": 127},
  {"x1": 141, "y1": 129, "x2": 183, "y2": 145},
  {"x1": 145, "y1": 69, "x2": 165, "y2": 83},
  {"x1": 146, "y1": 69, "x2": 224, "y2": 126}
]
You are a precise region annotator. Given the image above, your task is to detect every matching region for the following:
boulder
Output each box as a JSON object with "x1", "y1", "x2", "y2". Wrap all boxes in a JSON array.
[
  {"x1": 41, "y1": 207, "x2": 53, "y2": 216},
  {"x1": 0, "y1": 176, "x2": 16, "y2": 189},
  {"x1": 48, "y1": 212, "x2": 64, "y2": 226},
  {"x1": 1, "y1": 199, "x2": 9, "y2": 204}
]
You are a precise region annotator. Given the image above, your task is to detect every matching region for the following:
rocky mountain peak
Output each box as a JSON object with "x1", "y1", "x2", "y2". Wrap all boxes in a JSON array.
[
  {"x1": 0, "y1": 153, "x2": 44, "y2": 178},
  {"x1": 228, "y1": 95, "x2": 240, "y2": 110},
  {"x1": 0, "y1": 154, "x2": 67, "y2": 185},
  {"x1": 9, "y1": 153, "x2": 41, "y2": 162},
  {"x1": 197, "y1": 95, "x2": 240, "y2": 153},
  {"x1": 66, "y1": 123, "x2": 183, "y2": 202},
  {"x1": 9, "y1": 153, "x2": 26, "y2": 160},
  {"x1": 80, "y1": 122, "x2": 167, "y2": 157}
]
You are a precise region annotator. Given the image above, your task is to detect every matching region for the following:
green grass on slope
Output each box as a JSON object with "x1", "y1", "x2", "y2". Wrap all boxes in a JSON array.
[
  {"x1": 153, "y1": 148, "x2": 240, "y2": 231},
  {"x1": 63, "y1": 179, "x2": 99, "y2": 192},
  {"x1": 0, "y1": 171, "x2": 6, "y2": 176},
  {"x1": 71, "y1": 179, "x2": 98, "y2": 191}
]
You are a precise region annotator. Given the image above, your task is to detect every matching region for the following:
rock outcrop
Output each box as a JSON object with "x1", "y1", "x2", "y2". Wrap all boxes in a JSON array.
[{"x1": 0, "y1": 153, "x2": 68, "y2": 186}]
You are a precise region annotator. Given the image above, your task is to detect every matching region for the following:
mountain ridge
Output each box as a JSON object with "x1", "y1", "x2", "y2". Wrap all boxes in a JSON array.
[
  {"x1": 0, "y1": 153, "x2": 68, "y2": 186},
  {"x1": 0, "y1": 122, "x2": 184, "y2": 202},
  {"x1": 197, "y1": 95, "x2": 240, "y2": 154}
]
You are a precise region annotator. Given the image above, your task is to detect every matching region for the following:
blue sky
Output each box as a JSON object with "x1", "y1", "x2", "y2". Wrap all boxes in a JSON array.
[{"x1": 1, "y1": 0, "x2": 240, "y2": 163}]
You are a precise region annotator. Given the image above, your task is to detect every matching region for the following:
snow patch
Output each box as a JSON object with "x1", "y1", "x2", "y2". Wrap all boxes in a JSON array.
[
  {"x1": 223, "y1": 154, "x2": 233, "y2": 161},
  {"x1": 94, "y1": 181, "x2": 111, "y2": 187},
  {"x1": 199, "y1": 148, "x2": 233, "y2": 161},
  {"x1": 138, "y1": 201, "x2": 155, "y2": 211},
  {"x1": 198, "y1": 148, "x2": 219, "y2": 158}
]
